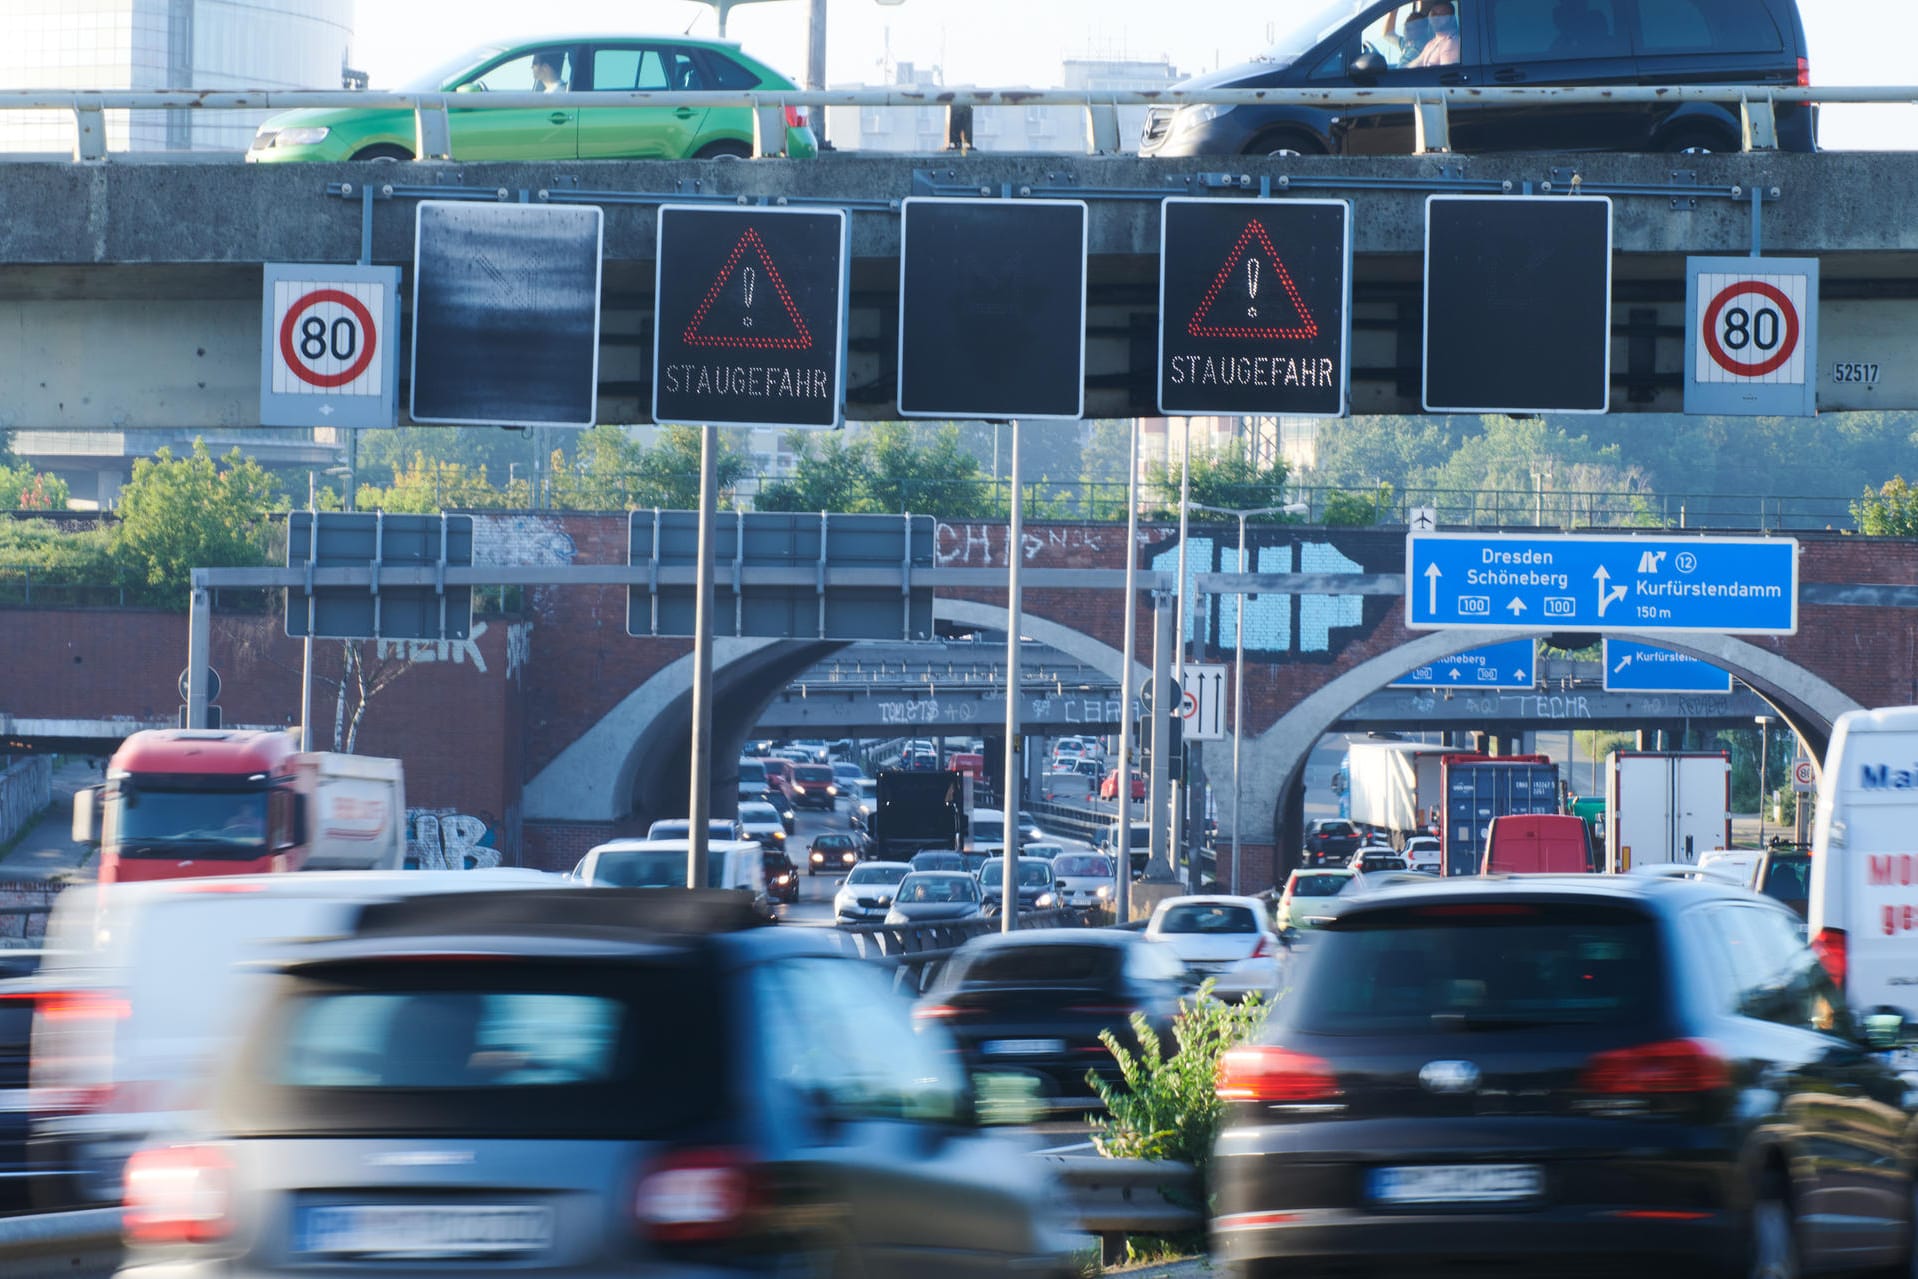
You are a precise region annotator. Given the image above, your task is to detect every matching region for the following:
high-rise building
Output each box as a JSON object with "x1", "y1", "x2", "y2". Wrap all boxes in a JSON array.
[{"x1": 0, "y1": 0, "x2": 355, "y2": 154}]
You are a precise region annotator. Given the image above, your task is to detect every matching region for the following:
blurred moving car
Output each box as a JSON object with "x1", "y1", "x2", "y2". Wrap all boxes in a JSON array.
[
  {"x1": 833, "y1": 861, "x2": 912, "y2": 924},
  {"x1": 1143, "y1": 895, "x2": 1281, "y2": 1003},
  {"x1": 1018, "y1": 812, "x2": 1048, "y2": 844},
  {"x1": 1303, "y1": 819, "x2": 1363, "y2": 868},
  {"x1": 884, "y1": 872, "x2": 984, "y2": 924},
  {"x1": 736, "y1": 800, "x2": 787, "y2": 851},
  {"x1": 118, "y1": 890, "x2": 1080, "y2": 1279},
  {"x1": 0, "y1": 948, "x2": 47, "y2": 1209},
  {"x1": 978, "y1": 858, "x2": 1058, "y2": 915},
  {"x1": 644, "y1": 817, "x2": 745, "y2": 842},
  {"x1": 808, "y1": 832, "x2": 862, "y2": 877},
  {"x1": 28, "y1": 870, "x2": 561, "y2": 1208},
  {"x1": 1214, "y1": 872, "x2": 1915, "y2": 1277},
  {"x1": 572, "y1": 840, "x2": 769, "y2": 917},
  {"x1": 916, "y1": 931, "x2": 1193, "y2": 1109},
  {"x1": 763, "y1": 849, "x2": 799, "y2": 904},
  {"x1": 831, "y1": 760, "x2": 866, "y2": 794},
  {"x1": 790, "y1": 764, "x2": 839, "y2": 811},
  {"x1": 1051, "y1": 852, "x2": 1117, "y2": 913}
]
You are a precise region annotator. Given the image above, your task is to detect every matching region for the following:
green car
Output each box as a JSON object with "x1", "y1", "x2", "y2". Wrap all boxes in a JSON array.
[{"x1": 247, "y1": 35, "x2": 816, "y2": 163}]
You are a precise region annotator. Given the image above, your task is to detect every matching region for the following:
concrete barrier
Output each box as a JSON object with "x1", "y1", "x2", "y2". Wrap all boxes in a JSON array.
[{"x1": 0, "y1": 1207, "x2": 120, "y2": 1279}]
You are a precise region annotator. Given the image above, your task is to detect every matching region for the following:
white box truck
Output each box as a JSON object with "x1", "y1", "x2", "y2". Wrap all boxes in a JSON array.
[
  {"x1": 1342, "y1": 740, "x2": 1447, "y2": 846},
  {"x1": 1809, "y1": 706, "x2": 1918, "y2": 1016},
  {"x1": 1604, "y1": 750, "x2": 1731, "y2": 873}
]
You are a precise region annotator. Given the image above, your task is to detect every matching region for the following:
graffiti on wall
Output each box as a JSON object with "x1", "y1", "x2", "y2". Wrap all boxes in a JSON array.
[
  {"x1": 375, "y1": 620, "x2": 533, "y2": 677},
  {"x1": 935, "y1": 523, "x2": 1114, "y2": 567},
  {"x1": 1152, "y1": 536, "x2": 1367, "y2": 658},
  {"x1": 409, "y1": 809, "x2": 502, "y2": 870}
]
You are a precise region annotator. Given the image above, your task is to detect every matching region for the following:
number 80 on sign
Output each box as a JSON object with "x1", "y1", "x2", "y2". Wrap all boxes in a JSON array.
[
  {"x1": 260, "y1": 263, "x2": 402, "y2": 429},
  {"x1": 1684, "y1": 256, "x2": 1818, "y2": 418}
]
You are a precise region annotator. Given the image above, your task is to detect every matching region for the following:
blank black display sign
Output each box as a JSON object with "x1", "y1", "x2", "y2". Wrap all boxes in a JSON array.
[
  {"x1": 1423, "y1": 195, "x2": 1613, "y2": 415},
  {"x1": 896, "y1": 198, "x2": 1087, "y2": 419}
]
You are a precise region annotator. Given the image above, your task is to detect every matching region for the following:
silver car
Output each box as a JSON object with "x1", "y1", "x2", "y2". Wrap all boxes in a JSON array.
[{"x1": 883, "y1": 871, "x2": 984, "y2": 925}]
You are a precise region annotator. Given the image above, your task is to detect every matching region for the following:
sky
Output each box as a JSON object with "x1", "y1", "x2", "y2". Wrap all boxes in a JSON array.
[{"x1": 351, "y1": 0, "x2": 1910, "y2": 149}]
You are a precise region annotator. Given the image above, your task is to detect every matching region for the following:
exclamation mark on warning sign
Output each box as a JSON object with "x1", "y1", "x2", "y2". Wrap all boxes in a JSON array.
[
  {"x1": 741, "y1": 266, "x2": 756, "y2": 328},
  {"x1": 1247, "y1": 257, "x2": 1260, "y2": 319}
]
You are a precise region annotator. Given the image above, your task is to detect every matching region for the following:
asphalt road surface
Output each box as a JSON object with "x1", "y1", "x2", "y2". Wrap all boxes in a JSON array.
[{"x1": 774, "y1": 802, "x2": 862, "y2": 927}]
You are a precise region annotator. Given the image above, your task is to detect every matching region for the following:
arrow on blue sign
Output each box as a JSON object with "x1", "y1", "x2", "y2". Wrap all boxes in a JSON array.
[
  {"x1": 1389, "y1": 639, "x2": 1538, "y2": 690},
  {"x1": 1406, "y1": 534, "x2": 1797, "y2": 635},
  {"x1": 1602, "y1": 639, "x2": 1734, "y2": 693}
]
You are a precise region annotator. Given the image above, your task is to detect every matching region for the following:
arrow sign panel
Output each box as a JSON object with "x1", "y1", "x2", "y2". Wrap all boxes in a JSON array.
[
  {"x1": 1406, "y1": 534, "x2": 1797, "y2": 635},
  {"x1": 1179, "y1": 663, "x2": 1227, "y2": 741},
  {"x1": 1601, "y1": 639, "x2": 1734, "y2": 693},
  {"x1": 1390, "y1": 639, "x2": 1537, "y2": 690}
]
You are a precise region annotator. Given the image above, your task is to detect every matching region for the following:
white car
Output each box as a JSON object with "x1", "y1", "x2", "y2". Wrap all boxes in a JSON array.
[
  {"x1": 850, "y1": 778, "x2": 879, "y2": 828},
  {"x1": 834, "y1": 860, "x2": 913, "y2": 924},
  {"x1": 1050, "y1": 850, "x2": 1117, "y2": 911},
  {"x1": 737, "y1": 800, "x2": 787, "y2": 851},
  {"x1": 1697, "y1": 847, "x2": 1760, "y2": 887},
  {"x1": 1277, "y1": 867, "x2": 1356, "y2": 932},
  {"x1": 1402, "y1": 836, "x2": 1443, "y2": 875},
  {"x1": 1144, "y1": 894, "x2": 1280, "y2": 1002}
]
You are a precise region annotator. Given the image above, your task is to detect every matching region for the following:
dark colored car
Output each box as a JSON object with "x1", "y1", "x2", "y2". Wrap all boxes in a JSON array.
[
  {"x1": 978, "y1": 858, "x2": 1059, "y2": 915},
  {"x1": 884, "y1": 872, "x2": 984, "y2": 925},
  {"x1": 1304, "y1": 819, "x2": 1364, "y2": 868},
  {"x1": 1141, "y1": 0, "x2": 1815, "y2": 159},
  {"x1": 911, "y1": 850, "x2": 967, "y2": 874},
  {"x1": 790, "y1": 764, "x2": 839, "y2": 812},
  {"x1": 1755, "y1": 845, "x2": 1811, "y2": 919},
  {"x1": 808, "y1": 832, "x2": 862, "y2": 877},
  {"x1": 763, "y1": 849, "x2": 799, "y2": 904},
  {"x1": 115, "y1": 891, "x2": 1078, "y2": 1279},
  {"x1": 0, "y1": 949, "x2": 46, "y2": 1208},
  {"x1": 916, "y1": 931, "x2": 1193, "y2": 1106},
  {"x1": 1212, "y1": 873, "x2": 1918, "y2": 1276}
]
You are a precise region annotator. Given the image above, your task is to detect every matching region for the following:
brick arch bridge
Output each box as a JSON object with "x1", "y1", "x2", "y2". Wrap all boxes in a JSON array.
[{"x1": 0, "y1": 514, "x2": 1912, "y2": 886}]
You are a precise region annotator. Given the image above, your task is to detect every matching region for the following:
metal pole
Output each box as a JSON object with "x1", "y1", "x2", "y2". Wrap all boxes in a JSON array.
[
  {"x1": 300, "y1": 474, "x2": 315, "y2": 748},
  {"x1": 1001, "y1": 420, "x2": 1024, "y2": 934},
  {"x1": 1756, "y1": 719, "x2": 1769, "y2": 849},
  {"x1": 186, "y1": 582, "x2": 212, "y2": 730},
  {"x1": 687, "y1": 423, "x2": 720, "y2": 890},
  {"x1": 1171, "y1": 417, "x2": 1192, "y2": 881},
  {"x1": 1231, "y1": 512, "x2": 1247, "y2": 895},
  {"x1": 1147, "y1": 591, "x2": 1174, "y2": 879},
  {"x1": 806, "y1": 0, "x2": 828, "y2": 146},
  {"x1": 1113, "y1": 420, "x2": 1142, "y2": 922}
]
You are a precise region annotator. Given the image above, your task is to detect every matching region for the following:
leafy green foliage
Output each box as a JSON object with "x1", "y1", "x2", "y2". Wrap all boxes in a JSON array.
[
  {"x1": 0, "y1": 464, "x2": 69, "y2": 511},
  {"x1": 1088, "y1": 981, "x2": 1270, "y2": 1184},
  {"x1": 554, "y1": 424, "x2": 750, "y2": 511},
  {"x1": 354, "y1": 454, "x2": 532, "y2": 513},
  {"x1": 1321, "y1": 483, "x2": 1393, "y2": 527},
  {"x1": 1852, "y1": 476, "x2": 1918, "y2": 536},
  {"x1": 1144, "y1": 438, "x2": 1292, "y2": 519},
  {"x1": 756, "y1": 422, "x2": 993, "y2": 517},
  {"x1": 109, "y1": 441, "x2": 280, "y2": 600}
]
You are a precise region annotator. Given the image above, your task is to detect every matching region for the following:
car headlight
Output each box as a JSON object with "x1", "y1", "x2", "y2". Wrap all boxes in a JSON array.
[
  {"x1": 272, "y1": 125, "x2": 331, "y2": 147},
  {"x1": 811, "y1": 850, "x2": 824, "y2": 862},
  {"x1": 842, "y1": 851, "x2": 857, "y2": 863},
  {"x1": 876, "y1": 895, "x2": 893, "y2": 906},
  {"x1": 827, "y1": 785, "x2": 838, "y2": 796},
  {"x1": 1096, "y1": 884, "x2": 1113, "y2": 899},
  {"x1": 772, "y1": 830, "x2": 785, "y2": 842},
  {"x1": 1034, "y1": 893, "x2": 1056, "y2": 909}
]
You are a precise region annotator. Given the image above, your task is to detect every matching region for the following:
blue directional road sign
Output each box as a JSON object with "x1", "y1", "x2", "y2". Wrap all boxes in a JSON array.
[
  {"x1": 1602, "y1": 640, "x2": 1733, "y2": 694},
  {"x1": 1406, "y1": 534, "x2": 1798, "y2": 635},
  {"x1": 1390, "y1": 639, "x2": 1538, "y2": 690}
]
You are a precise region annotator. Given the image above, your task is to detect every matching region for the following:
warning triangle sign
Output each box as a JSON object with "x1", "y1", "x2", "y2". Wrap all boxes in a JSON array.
[
  {"x1": 1186, "y1": 220, "x2": 1319, "y2": 341},
  {"x1": 682, "y1": 228, "x2": 815, "y2": 351}
]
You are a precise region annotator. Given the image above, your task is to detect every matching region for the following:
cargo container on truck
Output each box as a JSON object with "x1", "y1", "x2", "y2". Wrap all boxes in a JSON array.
[
  {"x1": 1439, "y1": 754, "x2": 1559, "y2": 878},
  {"x1": 1603, "y1": 750, "x2": 1731, "y2": 874},
  {"x1": 73, "y1": 730, "x2": 405, "y2": 884},
  {"x1": 1342, "y1": 740, "x2": 1448, "y2": 846}
]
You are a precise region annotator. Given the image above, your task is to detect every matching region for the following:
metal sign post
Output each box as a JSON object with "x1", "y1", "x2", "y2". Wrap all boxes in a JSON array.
[
  {"x1": 688, "y1": 423, "x2": 720, "y2": 891},
  {"x1": 1001, "y1": 420, "x2": 1023, "y2": 933},
  {"x1": 1113, "y1": 420, "x2": 1142, "y2": 922}
]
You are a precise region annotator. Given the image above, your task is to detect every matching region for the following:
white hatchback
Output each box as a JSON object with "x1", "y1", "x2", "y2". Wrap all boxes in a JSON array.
[{"x1": 1143, "y1": 894, "x2": 1280, "y2": 1002}]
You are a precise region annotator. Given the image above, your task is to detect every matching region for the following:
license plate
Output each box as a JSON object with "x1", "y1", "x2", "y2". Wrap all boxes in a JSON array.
[
  {"x1": 982, "y1": 1038, "x2": 1066, "y2": 1057},
  {"x1": 1368, "y1": 1164, "x2": 1543, "y2": 1206},
  {"x1": 300, "y1": 1204, "x2": 554, "y2": 1258}
]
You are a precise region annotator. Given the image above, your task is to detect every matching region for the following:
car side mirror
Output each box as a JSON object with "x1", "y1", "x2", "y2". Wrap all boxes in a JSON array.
[
  {"x1": 1351, "y1": 50, "x2": 1387, "y2": 83},
  {"x1": 1863, "y1": 1005, "x2": 1912, "y2": 1051}
]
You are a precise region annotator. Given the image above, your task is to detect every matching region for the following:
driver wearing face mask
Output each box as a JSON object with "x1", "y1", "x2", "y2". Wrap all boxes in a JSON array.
[
  {"x1": 1379, "y1": 4, "x2": 1434, "y2": 66},
  {"x1": 1410, "y1": 1, "x2": 1461, "y2": 67}
]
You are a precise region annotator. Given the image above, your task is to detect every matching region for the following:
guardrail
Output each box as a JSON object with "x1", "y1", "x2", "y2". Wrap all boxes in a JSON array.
[
  {"x1": 0, "y1": 83, "x2": 1899, "y2": 162},
  {"x1": 0, "y1": 1207, "x2": 119, "y2": 1279},
  {"x1": 1045, "y1": 1155, "x2": 1203, "y2": 1264}
]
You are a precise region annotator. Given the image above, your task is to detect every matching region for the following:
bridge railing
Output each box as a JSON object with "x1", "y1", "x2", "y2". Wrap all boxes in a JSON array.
[{"x1": 0, "y1": 84, "x2": 1901, "y2": 162}]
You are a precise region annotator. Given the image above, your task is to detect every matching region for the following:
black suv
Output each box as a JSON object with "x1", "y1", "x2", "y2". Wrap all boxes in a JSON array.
[
  {"x1": 1142, "y1": 0, "x2": 1814, "y2": 158},
  {"x1": 117, "y1": 891, "x2": 1079, "y2": 1279},
  {"x1": 1212, "y1": 873, "x2": 1918, "y2": 1276},
  {"x1": 1303, "y1": 819, "x2": 1364, "y2": 868}
]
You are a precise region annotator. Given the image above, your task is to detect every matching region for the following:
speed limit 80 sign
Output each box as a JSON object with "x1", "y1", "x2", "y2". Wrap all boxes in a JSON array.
[
  {"x1": 259, "y1": 263, "x2": 401, "y2": 429},
  {"x1": 1684, "y1": 256, "x2": 1819, "y2": 417}
]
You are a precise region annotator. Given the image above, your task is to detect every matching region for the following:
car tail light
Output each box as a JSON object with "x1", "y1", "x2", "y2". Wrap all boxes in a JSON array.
[
  {"x1": 1578, "y1": 1039, "x2": 1728, "y2": 1095},
  {"x1": 634, "y1": 1149, "x2": 758, "y2": 1243},
  {"x1": 913, "y1": 1003, "x2": 976, "y2": 1021},
  {"x1": 1796, "y1": 56, "x2": 1810, "y2": 87},
  {"x1": 123, "y1": 1144, "x2": 232, "y2": 1244},
  {"x1": 1249, "y1": 936, "x2": 1272, "y2": 959},
  {"x1": 1812, "y1": 927, "x2": 1847, "y2": 991},
  {"x1": 1217, "y1": 1045, "x2": 1339, "y2": 1102}
]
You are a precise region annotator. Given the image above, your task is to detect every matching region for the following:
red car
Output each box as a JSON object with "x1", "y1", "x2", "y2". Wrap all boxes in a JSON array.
[{"x1": 1100, "y1": 769, "x2": 1146, "y2": 801}]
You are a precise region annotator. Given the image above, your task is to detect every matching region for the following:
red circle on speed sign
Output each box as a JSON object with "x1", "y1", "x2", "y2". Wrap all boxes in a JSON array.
[
  {"x1": 278, "y1": 289, "x2": 378, "y2": 389},
  {"x1": 1793, "y1": 759, "x2": 1815, "y2": 787},
  {"x1": 1701, "y1": 279, "x2": 1799, "y2": 378}
]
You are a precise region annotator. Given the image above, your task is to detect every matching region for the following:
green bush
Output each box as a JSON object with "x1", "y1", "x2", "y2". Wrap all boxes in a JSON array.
[{"x1": 1087, "y1": 981, "x2": 1270, "y2": 1180}]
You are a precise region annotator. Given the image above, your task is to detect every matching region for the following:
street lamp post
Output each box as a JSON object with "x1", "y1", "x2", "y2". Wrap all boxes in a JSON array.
[
  {"x1": 1185, "y1": 499, "x2": 1308, "y2": 894},
  {"x1": 1755, "y1": 715, "x2": 1773, "y2": 847}
]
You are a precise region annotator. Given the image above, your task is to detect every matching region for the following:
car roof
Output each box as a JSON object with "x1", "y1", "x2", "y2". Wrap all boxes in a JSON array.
[
  {"x1": 903, "y1": 871, "x2": 975, "y2": 882},
  {"x1": 1330, "y1": 869, "x2": 1756, "y2": 921},
  {"x1": 587, "y1": 838, "x2": 760, "y2": 855},
  {"x1": 1155, "y1": 894, "x2": 1267, "y2": 911},
  {"x1": 849, "y1": 860, "x2": 912, "y2": 871},
  {"x1": 958, "y1": 928, "x2": 1145, "y2": 954}
]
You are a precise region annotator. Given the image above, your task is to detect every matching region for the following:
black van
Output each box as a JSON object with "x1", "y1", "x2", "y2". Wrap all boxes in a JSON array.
[{"x1": 1141, "y1": 0, "x2": 1814, "y2": 158}]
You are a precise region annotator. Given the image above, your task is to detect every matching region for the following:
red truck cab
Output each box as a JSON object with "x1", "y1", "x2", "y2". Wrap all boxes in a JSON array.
[
  {"x1": 1480, "y1": 813, "x2": 1594, "y2": 875},
  {"x1": 80, "y1": 730, "x2": 301, "y2": 883}
]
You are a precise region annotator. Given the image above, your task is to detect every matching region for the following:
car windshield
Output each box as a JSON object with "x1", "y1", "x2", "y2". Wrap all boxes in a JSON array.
[
  {"x1": 1761, "y1": 855, "x2": 1811, "y2": 902},
  {"x1": 112, "y1": 786, "x2": 268, "y2": 854},
  {"x1": 1288, "y1": 905, "x2": 1663, "y2": 1034},
  {"x1": 1317, "y1": 821, "x2": 1356, "y2": 837},
  {"x1": 1262, "y1": 0, "x2": 1371, "y2": 62},
  {"x1": 833, "y1": 764, "x2": 861, "y2": 780},
  {"x1": 1159, "y1": 903, "x2": 1258, "y2": 934},
  {"x1": 898, "y1": 874, "x2": 979, "y2": 904},
  {"x1": 847, "y1": 864, "x2": 910, "y2": 886},
  {"x1": 972, "y1": 817, "x2": 1006, "y2": 839},
  {"x1": 738, "y1": 762, "x2": 766, "y2": 783},
  {"x1": 912, "y1": 853, "x2": 964, "y2": 871},
  {"x1": 739, "y1": 804, "x2": 779, "y2": 823},
  {"x1": 1363, "y1": 856, "x2": 1408, "y2": 870},
  {"x1": 796, "y1": 766, "x2": 833, "y2": 783},
  {"x1": 1290, "y1": 873, "x2": 1352, "y2": 897},
  {"x1": 588, "y1": 849, "x2": 731, "y2": 888},
  {"x1": 1054, "y1": 854, "x2": 1114, "y2": 878},
  {"x1": 980, "y1": 861, "x2": 1052, "y2": 888},
  {"x1": 403, "y1": 43, "x2": 509, "y2": 91}
]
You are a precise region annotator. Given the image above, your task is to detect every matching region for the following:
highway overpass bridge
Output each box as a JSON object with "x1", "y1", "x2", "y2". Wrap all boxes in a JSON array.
[
  {"x1": 1, "y1": 513, "x2": 1912, "y2": 886},
  {"x1": 2, "y1": 150, "x2": 1918, "y2": 438}
]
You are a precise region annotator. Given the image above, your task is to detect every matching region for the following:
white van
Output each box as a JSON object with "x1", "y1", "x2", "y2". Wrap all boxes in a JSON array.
[
  {"x1": 1810, "y1": 706, "x2": 1918, "y2": 1016},
  {"x1": 571, "y1": 838, "x2": 768, "y2": 916},
  {"x1": 27, "y1": 868, "x2": 561, "y2": 1206}
]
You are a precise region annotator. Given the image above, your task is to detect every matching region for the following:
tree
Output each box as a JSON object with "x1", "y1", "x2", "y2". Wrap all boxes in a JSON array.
[
  {"x1": 755, "y1": 422, "x2": 994, "y2": 518},
  {"x1": 354, "y1": 453, "x2": 528, "y2": 512},
  {"x1": 1144, "y1": 437, "x2": 1292, "y2": 519},
  {"x1": 547, "y1": 425, "x2": 749, "y2": 511},
  {"x1": 1321, "y1": 484, "x2": 1393, "y2": 527},
  {"x1": 754, "y1": 431, "x2": 877, "y2": 512},
  {"x1": 1852, "y1": 476, "x2": 1918, "y2": 536},
  {"x1": 111, "y1": 441, "x2": 279, "y2": 600},
  {"x1": 0, "y1": 463, "x2": 69, "y2": 511}
]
